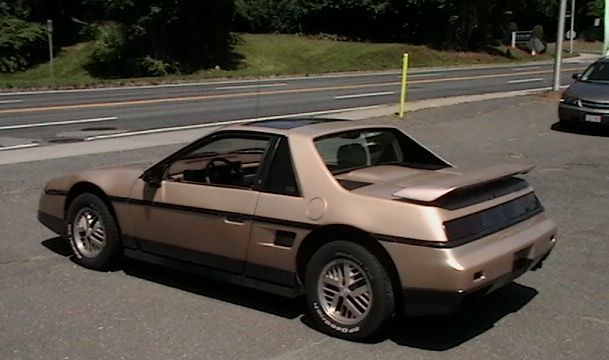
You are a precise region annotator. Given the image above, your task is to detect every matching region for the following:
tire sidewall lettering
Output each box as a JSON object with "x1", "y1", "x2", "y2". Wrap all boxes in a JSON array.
[
  {"x1": 312, "y1": 301, "x2": 361, "y2": 334},
  {"x1": 67, "y1": 223, "x2": 83, "y2": 259},
  {"x1": 335, "y1": 251, "x2": 369, "y2": 276}
]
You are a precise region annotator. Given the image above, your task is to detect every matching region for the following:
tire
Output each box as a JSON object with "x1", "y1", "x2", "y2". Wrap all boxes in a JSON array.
[
  {"x1": 304, "y1": 241, "x2": 395, "y2": 341},
  {"x1": 66, "y1": 193, "x2": 122, "y2": 270}
]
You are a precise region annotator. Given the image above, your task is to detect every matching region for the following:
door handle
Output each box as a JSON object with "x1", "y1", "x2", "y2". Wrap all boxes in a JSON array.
[{"x1": 224, "y1": 214, "x2": 246, "y2": 225}]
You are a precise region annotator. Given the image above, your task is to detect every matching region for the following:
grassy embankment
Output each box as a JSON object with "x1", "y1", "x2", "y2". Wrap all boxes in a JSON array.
[{"x1": 0, "y1": 33, "x2": 599, "y2": 90}]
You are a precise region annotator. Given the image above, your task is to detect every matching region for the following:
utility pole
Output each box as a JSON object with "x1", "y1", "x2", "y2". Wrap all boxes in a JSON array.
[
  {"x1": 604, "y1": 0, "x2": 609, "y2": 56},
  {"x1": 553, "y1": 0, "x2": 568, "y2": 91},
  {"x1": 47, "y1": 19, "x2": 54, "y2": 78},
  {"x1": 569, "y1": 0, "x2": 575, "y2": 54}
]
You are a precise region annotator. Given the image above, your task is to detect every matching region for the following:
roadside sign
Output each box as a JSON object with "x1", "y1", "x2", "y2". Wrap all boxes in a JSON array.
[
  {"x1": 511, "y1": 31, "x2": 533, "y2": 48},
  {"x1": 566, "y1": 30, "x2": 577, "y2": 40}
]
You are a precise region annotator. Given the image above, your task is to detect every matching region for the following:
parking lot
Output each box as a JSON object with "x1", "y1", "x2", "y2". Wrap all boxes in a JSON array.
[{"x1": 1, "y1": 93, "x2": 608, "y2": 359}]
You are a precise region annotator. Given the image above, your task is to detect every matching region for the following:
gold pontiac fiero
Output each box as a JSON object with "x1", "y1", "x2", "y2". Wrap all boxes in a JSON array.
[{"x1": 38, "y1": 119, "x2": 556, "y2": 340}]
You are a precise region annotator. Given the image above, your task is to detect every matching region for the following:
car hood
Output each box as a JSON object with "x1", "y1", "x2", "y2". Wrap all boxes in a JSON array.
[
  {"x1": 336, "y1": 164, "x2": 532, "y2": 203},
  {"x1": 564, "y1": 81, "x2": 609, "y2": 102},
  {"x1": 75, "y1": 163, "x2": 148, "y2": 182}
]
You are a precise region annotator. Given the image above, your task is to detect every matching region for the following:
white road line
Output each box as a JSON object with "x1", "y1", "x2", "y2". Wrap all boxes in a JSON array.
[
  {"x1": 508, "y1": 78, "x2": 545, "y2": 84},
  {"x1": 0, "y1": 116, "x2": 117, "y2": 130},
  {"x1": 84, "y1": 105, "x2": 382, "y2": 141},
  {"x1": 335, "y1": 91, "x2": 395, "y2": 99},
  {"x1": 0, "y1": 62, "x2": 573, "y2": 97},
  {"x1": 0, "y1": 99, "x2": 23, "y2": 104},
  {"x1": 0, "y1": 143, "x2": 39, "y2": 151},
  {"x1": 529, "y1": 85, "x2": 569, "y2": 90},
  {"x1": 216, "y1": 83, "x2": 288, "y2": 90},
  {"x1": 0, "y1": 62, "x2": 583, "y2": 97}
]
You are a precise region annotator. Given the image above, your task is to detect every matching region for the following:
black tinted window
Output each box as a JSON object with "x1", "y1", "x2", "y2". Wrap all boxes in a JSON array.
[
  {"x1": 262, "y1": 138, "x2": 300, "y2": 196},
  {"x1": 583, "y1": 62, "x2": 609, "y2": 82}
]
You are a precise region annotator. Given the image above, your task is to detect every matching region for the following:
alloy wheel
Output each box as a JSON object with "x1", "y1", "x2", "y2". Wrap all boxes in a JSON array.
[
  {"x1": 317, "y1": 258, "x2": 372, "y2": 325},
  {"x1": 72, "y1": 207, "x2": 106, "y2": 258}
]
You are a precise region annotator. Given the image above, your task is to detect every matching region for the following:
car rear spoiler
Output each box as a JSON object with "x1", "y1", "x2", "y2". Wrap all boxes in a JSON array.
[{"x1": 392, "y1": 164, "x2": 534, "y2": 203}]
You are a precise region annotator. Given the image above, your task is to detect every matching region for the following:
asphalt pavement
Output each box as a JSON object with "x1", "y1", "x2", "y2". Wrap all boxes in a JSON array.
[
  {"x1": 1, "y1": 92, "x2": 608, "y2": 359},
  {"x1": 0, "y1": 57, "x2": 597, "y2": 150}
]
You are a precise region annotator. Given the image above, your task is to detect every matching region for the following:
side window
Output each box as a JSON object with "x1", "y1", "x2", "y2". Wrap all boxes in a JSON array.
[
  {"x1": 166, "y1": 135, "x2": 271, "y2": 188},
  {"x1": 262, "y1": 138, "x2": 300, "y2": 196}
]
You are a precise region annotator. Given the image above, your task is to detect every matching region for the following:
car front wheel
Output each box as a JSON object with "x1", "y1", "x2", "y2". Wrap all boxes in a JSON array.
[
  {"x1": 305, "y1": 241, "x2": 395, "y2": 341},
  {"x1": 66, "y1": 193, "x2": 121, "y2": 270}
]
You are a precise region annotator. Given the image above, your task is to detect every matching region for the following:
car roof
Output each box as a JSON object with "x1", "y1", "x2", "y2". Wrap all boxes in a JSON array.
[
  {"x1": 242, "y1": 118, "x2": 347, "y2": 130},
  {"x1": 220, "y1": 118, "x2": 400, "y2": 138}
]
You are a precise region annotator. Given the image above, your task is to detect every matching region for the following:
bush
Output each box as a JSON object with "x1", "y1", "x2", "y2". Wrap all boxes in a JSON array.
[
  {"x1": 89, "y1": 24, "x2": 176, "y2": 77},
  {"x1": 86, "y1": 0, "x2": 235, "y2": 78},
  {"x1": 90, "y1": 25, "x2": 125, "y2": 67},
  {"x1": 130, "y1": 56, "x2": 172, "y2": 77},
  {"x1": 0, "y1": 16, "x2": 46, "y2": 73},
  {"x1": 582, "y1": 27, "x2": 601, "y2": 42},
  {"x1": 532, "y1": 25, "x2": 544, "y2": 40}
]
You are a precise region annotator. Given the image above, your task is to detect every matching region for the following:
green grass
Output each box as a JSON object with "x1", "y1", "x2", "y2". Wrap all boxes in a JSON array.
[
  {"x1": 0, "y1": 33, "x2": 585, "y2": 90},
  {"x1": 222, "y1": 34, "x2": 529, "y2": 75},
  {"x1": 570, "y1": 39, "x2": 603, "y2": 54},
  {"x1": 0, "y1": 42, "x2": 98, "y2": 89}
]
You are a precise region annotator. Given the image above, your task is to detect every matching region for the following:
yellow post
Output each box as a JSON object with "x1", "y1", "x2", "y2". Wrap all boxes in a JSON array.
[{"x1": 399, "y1": 53, "x2": 409, "y2": 119}]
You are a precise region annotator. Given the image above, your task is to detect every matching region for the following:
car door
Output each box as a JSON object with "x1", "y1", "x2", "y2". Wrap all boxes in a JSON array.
[
  {"x1": 126, "y1": 132, "x2": 275, "y2": 274},
  {"x1": 245, "y1": 137, "x2": 311, "y2": 286}
]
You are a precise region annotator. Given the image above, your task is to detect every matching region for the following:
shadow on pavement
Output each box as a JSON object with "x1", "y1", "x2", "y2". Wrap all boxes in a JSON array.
[
  {"x1": 121, "y1": 258, "x2": 305, "y2": 319},
  {"x1": 41, "y1": 237, "x2": 72, "y2": 257},
  {"x1": 41, "y1": 237, "x2": 304, "y2": 319},
  {"x1": 41, "y1": 237, "x2": 538, "y2": 348},
  {"x1": 551, "y1": 121, "x2": 609, "y2": 137},
  {"x1": 387, "y1": 283, "x2": 538, "y2": 350}
]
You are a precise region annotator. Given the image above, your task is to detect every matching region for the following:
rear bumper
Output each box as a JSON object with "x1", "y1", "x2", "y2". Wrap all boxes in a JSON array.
[
  {"x1": 380, "y1": 214, "x2": 557, "y2": 314},
  {"x1": 401, "y1": 248, "x2": 553, "y2": 315}
]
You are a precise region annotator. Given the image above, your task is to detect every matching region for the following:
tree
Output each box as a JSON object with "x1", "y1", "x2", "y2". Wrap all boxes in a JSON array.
[
  {"x1": 85, "y1": 0, "x2": 236, "y2": 77},
  {"x1": 0, "y1": 1, "x2": 46, "y2": 73}
]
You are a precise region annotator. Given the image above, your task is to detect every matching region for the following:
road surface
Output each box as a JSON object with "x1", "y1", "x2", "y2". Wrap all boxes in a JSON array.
[
  {"x1": 0, "y1": 59, "x2": 592, "y2": 150},
  {"x1": 1, "y1": 94, "x2": 607, "y2": 359}
]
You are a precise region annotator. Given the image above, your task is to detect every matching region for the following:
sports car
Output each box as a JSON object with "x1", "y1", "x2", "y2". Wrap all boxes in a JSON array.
[{"x1": 38, "y1": 118, "x2": 557, "y2": 340}]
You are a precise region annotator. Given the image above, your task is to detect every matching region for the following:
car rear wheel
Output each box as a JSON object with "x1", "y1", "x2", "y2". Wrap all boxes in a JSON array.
[
  {"x1": 305, "y1": 241, "x2": 395, "y2": 341},
  {"x1": 66, "y1": 193, "x2": 121, "y2": 270}
]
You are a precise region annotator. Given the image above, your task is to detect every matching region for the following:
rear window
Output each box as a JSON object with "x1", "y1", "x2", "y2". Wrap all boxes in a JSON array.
[{"x1": 314, "y1": 128, "x2": 449, "y2": 174}]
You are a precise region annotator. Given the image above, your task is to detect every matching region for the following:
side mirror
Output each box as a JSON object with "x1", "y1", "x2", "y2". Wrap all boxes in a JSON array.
[
  {"x1": 572, "y1": 73, "x2": 582, "y2": 81},
  {"x1": 141, "y1": 167, "x2": 163, "y2": 188}
]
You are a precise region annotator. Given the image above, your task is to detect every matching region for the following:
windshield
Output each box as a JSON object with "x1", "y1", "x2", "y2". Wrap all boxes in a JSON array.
[
  {"x1": 314, "y1": 128, "x2": 450, "y2": 174},
  {"x1": 582, "y1": 61, "x2": 609, "y2": 82}
]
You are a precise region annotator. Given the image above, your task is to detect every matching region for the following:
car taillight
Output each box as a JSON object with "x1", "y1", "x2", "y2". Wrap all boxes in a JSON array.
[{"x1": 444, "y1": 193, "x2": 543, "y2": 244}]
